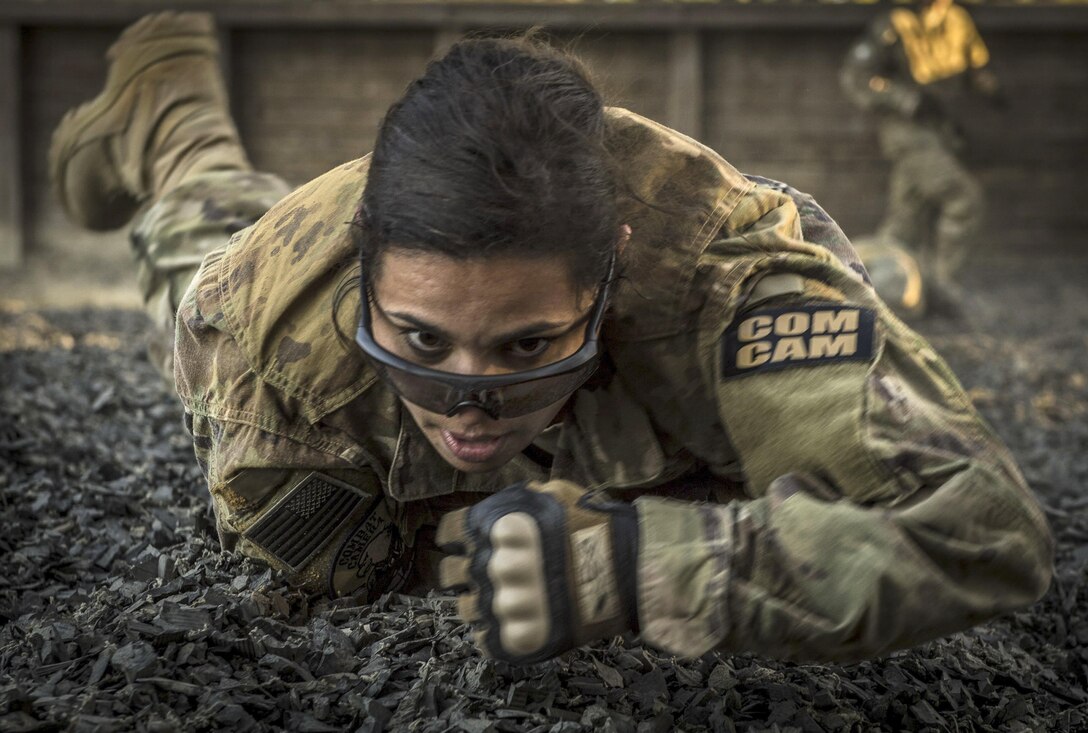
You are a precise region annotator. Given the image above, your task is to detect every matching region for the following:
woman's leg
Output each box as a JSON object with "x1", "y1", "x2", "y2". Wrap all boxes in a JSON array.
[
  {"x1": 49, "y1": 12, "x2": 291, "y2": 383},
  {"x1": 130, "y1": 171, "x2": 291, "y2": 381}
]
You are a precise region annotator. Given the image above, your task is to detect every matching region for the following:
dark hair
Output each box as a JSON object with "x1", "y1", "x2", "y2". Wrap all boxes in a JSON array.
[{"x1": 357, "y1": 34, "x2": 618, "y2": 293}]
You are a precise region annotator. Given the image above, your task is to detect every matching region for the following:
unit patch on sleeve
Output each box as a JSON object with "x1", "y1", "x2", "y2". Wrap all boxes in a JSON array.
[
  {"x1": 329, "y1": 498, "x2": 409, "y2": 601},
  {"x1": 244, "y1": 472, "x2": 370, "y2": 572},
  {"x1": 721, "y1": 303, "x2": 876, "y2": 379}
]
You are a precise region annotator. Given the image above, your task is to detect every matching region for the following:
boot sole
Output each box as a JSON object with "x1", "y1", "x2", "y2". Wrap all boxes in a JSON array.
[{"x1": 48, "y1": 12, "x2": 218, "y2": 228}]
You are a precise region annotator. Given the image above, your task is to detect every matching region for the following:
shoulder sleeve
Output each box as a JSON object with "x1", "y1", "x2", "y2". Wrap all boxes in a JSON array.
[
  {"x1": 174, "y1": 240, "x2": 409, "y2": 600},
  {"x1": 632, "y1": 192, "x2": 1053, "y2": 661},
  {"x1": 840, "y1": 12, "x2": 921, "y2": 117}
]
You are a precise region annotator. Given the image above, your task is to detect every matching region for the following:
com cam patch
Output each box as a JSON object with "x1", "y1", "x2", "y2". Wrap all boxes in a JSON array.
[{"x1": 721, "y1": 303, "x2": 876, "y2": 379}]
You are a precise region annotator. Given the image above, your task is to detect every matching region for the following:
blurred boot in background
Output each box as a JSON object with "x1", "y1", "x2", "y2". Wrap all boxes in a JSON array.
[
  {"x1": 841, "y1": 0, "x2": 1002, "y2": 319},
  {"x1": 48, "y1": 12, "x2": 290, "y2": 383},
  {"x1": 851, "y1": 234, "x2": 925, "y2": 320}
]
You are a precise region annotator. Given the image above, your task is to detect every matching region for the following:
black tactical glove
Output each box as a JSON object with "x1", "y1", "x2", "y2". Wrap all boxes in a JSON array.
[
  {"x1": 913, "y1": 91, "x2": 946, "y2": 122},
  {"x1": 436, "y1": 480, "x2": 639, "y2": 665}
]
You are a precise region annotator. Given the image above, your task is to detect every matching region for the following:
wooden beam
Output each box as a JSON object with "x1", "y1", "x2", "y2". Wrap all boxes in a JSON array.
[
  {"x1": 667, "y1": 30, "x2": 702, "y2": 141},
  {"x1": 0, "y1": 2, "x2": 1085, "y2": 32},
  {"x1": 0, "y1": 24, "x2": 22, "y2": 270}
]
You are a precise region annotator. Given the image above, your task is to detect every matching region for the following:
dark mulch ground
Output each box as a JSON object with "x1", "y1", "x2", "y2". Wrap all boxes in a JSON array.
[{"x1": 2, "y1": 259, "x2": 1087, "y2": 732}]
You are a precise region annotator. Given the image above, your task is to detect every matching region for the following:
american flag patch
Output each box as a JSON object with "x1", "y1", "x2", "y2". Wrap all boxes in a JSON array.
[{"x1": 244, "y1": 472, "x2": 370, "y2": 572}]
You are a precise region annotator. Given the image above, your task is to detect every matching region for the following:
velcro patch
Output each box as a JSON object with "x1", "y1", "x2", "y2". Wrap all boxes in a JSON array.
[
  {"x1": 721, "y1": 304, "x2": 876, "y2": 379},
  {"x1": 244, "y1": 472, "x2": 369, "y2": 572},
  {"x1": 329, "y1": 499, "x2": 409, "y2": 600}
]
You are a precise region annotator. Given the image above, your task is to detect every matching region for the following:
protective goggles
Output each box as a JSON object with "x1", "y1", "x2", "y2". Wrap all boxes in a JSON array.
[{"x1": 355, "y1": 253, "x2": 615, "y2": 420}]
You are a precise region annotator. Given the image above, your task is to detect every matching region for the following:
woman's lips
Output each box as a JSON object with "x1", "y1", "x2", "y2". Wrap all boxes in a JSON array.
[{"x1": 441, "y1": 429, "x2": 506, "y2": 463}]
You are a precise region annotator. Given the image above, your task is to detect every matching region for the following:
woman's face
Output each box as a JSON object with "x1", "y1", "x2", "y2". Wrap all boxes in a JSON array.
[{"x1": 368, "y1": 249, "x2": 597, "y2": 474}]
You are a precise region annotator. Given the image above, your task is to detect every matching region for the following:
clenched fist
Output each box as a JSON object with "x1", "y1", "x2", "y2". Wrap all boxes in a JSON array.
[{"x1": 436, "y1": 480, "x2": 639, "y2": 665}]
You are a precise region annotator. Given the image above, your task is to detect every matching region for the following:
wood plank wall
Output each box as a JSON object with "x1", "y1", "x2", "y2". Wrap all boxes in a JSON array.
[
  {"x1": 0, "y1": 26, "x2": 22, "y2": 268},
  {"x1": 5, "y1": 6, "x2": 1088, "y2": 273}
]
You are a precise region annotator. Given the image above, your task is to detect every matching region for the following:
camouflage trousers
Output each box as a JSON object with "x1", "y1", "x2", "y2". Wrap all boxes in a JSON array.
[
  {"x1": 130, "y1": 170, "x2": 292, "y2": 384},
  {"x1": 877, "y1": 119, "x2": 983, "y2": 292}
]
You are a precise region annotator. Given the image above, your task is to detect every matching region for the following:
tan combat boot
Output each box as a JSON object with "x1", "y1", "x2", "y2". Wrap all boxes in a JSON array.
[{"x1": 49, "y1": 12, "x2": 251, "y2": 231}]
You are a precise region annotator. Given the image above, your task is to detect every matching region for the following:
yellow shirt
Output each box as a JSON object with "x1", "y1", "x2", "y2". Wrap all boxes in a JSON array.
[{"x1": 891, "y1": 4, "x2": 990, "y2": 85}]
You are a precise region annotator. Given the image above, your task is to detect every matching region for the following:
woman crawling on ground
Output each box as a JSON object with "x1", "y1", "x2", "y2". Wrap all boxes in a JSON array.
[{"x1": 50, "y1": 13, "x2": 1052, "y2": 665}]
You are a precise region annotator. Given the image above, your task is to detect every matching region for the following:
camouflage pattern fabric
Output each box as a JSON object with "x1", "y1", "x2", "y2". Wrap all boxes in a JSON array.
[
  {"x1": 743, "y1": 174, "x2": 869, "y2": 286},
  {"x1": 628, "y1": 224, "x2": 1049, "y2": 661},
  {"x1": 840, "y1": 6, "x2": 989, "y2": 294},
  {"x1": 130, "y1": 170, "x2": 292, "y2": 382},
  {"x1": 163, "y1": 107, "x2": 1051, "y2": 660}
]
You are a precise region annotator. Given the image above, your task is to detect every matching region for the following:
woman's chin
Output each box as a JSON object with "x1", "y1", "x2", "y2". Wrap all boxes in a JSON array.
[
  {"x1": 401, "y1": 398, "x2": 566, "y2": 475},
  {"x1": 439, "y1": 446, "x2": 517, "y2": 473},
  {"x1": 447, "y1": 456, "x2": 506, "y2": 473}
]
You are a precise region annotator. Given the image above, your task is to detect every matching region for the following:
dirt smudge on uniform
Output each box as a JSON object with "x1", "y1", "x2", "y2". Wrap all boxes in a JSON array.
[
  {"x1": 276, "y1": 336, "x2": 312, "y2": 367},
  {"x1": 291, "y1": 221, "x2": 326, "y2": 265},
  {"x1": 273, "y1": 204, "x2": 310, "y2": 247}
]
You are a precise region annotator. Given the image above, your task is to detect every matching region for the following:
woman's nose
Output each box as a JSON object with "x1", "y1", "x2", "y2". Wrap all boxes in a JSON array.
[{"x1": 445, "y1": 402, "x2": 499, "y2": 421}]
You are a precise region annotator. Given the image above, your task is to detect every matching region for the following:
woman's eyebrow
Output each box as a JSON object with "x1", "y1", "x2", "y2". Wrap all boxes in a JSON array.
[
  {"x1": 492, "y1": 320, "x2": 575, "y2": 343},
  {"x1": 378, "y1": 308, "x2": 455, "y2": 342},
  {"x1": 492, "y1": 306, "x2": 595, "y2": 344},
  {"x1": 381, "y1": 305, "x2": 582, "y2": 345}
]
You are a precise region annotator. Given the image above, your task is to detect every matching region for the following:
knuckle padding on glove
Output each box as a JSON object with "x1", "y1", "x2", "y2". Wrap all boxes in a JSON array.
[
  {"x1": 438, "y1": 554, "x2": 472, "y2": 592},
  {"x1": 456, "y1": 593, "x2": 481, "y2": 625},
  {"x1": 435, "y1": 507, "x2": 470, "y2": 554},
  {"x1": 466, "y1": 482, "x2": 574, "y2": 664}
]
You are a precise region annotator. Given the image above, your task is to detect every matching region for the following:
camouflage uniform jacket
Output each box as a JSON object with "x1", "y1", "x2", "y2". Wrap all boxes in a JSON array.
[
  {"x1": 174, "y1": 108, "x2": 1052, "y2": 662},
  {"x1": 840, "y1": 5, "x2": 992, "y2": 157}
]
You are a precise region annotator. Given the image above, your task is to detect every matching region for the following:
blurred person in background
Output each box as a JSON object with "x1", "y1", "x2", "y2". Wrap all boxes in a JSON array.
[
  {"x1": 49, "y1": 12, "x2": 1051, "y2": 667},
  {"x1": 841, "y1": 0, "x2": 1005, "y2": 318}
]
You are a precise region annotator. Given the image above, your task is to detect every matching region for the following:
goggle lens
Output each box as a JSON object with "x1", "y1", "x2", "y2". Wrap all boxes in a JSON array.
[
  {"x1": 355, "y1": 252, "x2": 615, "y2": 420},
  {"x1": 371, "y1": 357, "x2": 601, "y2": 419}
]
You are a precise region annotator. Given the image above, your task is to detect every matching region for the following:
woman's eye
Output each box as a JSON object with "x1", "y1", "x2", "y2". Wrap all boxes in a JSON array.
[
  {"x1": 404, "y1": 331, "x2": 448, "y2": 354},
  {"x1": 508, "y1": 338, "x2": 552, "y2": 359}
]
